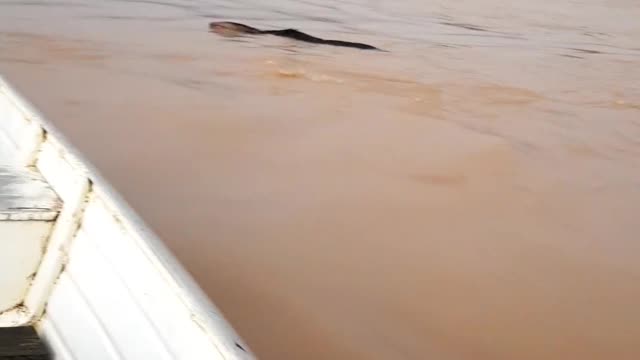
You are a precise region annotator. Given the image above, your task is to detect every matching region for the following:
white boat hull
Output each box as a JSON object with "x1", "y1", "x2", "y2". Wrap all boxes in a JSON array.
[{"x1": 0, "y1": 75, "x2": 254, "y2": 360}]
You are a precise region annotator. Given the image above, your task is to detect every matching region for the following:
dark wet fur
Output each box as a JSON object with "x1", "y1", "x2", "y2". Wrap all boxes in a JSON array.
[{"x1": 209, "y1": 21, "x2": 381, "y2": 51}]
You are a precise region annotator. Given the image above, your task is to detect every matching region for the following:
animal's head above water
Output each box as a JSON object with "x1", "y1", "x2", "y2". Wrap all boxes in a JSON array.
[{"x1": 208, "y1": 22, "x2": 262, "y2": 36}]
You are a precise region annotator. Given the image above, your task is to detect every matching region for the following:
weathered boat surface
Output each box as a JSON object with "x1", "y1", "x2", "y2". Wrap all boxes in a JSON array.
[{"x1": 0, "y1": 75, "x2": 255, "y2": 359}]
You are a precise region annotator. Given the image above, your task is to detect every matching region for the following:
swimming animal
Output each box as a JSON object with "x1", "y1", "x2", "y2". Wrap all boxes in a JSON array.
[{"x1": 209, "y1": 21, "x2": 381, "y2": 51}]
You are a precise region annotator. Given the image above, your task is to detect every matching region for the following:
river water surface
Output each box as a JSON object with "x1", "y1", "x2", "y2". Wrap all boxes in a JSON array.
[{"x1": 1, "y1": 1, "x2": 640, "y2": 359}]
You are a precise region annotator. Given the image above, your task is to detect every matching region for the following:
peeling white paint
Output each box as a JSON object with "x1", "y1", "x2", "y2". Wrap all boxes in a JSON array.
[{"x1": 24, "y1": 139, "x2": 90, "y2": 320}]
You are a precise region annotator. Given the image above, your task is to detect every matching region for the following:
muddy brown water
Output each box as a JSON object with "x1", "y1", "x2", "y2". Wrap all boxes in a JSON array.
[{"x1": 2, "y1": 1, "x2": 640, "y2": 359}]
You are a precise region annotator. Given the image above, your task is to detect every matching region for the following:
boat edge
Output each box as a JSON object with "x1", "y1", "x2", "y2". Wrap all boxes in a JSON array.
[{"x1": 0, "y1": 75, "x2": 255, "y2": 359}]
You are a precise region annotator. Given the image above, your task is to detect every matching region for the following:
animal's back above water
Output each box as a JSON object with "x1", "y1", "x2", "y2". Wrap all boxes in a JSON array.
[{"x1": 208, "y1": 21, "x2": 382, "y2": 51}]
